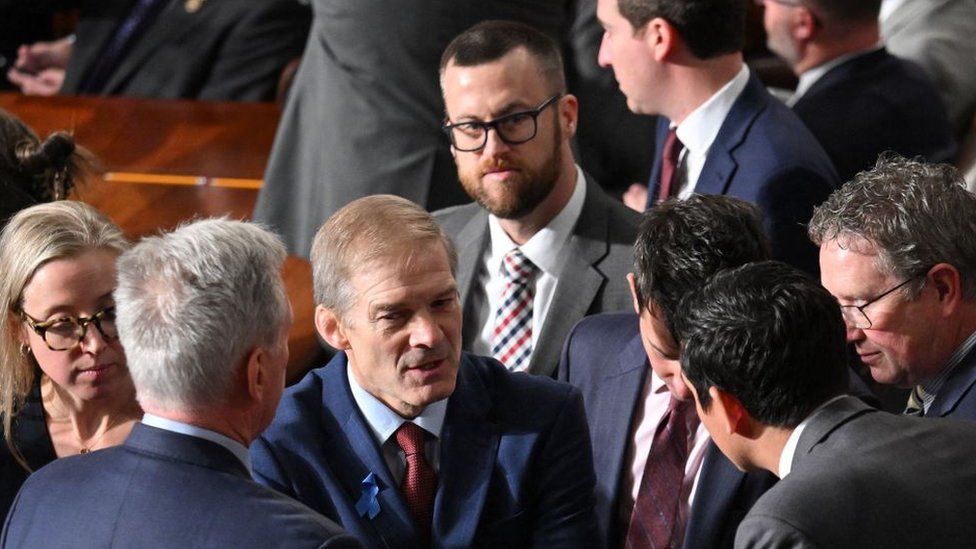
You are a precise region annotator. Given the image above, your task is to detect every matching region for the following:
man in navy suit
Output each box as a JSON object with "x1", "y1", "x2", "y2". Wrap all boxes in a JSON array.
[
  {"x1": 811, "y1": 156, "x2": 976, "y2": 421},
  {"x1": 759, "y1": 0, "x2": 955, "y2": 184},
  {"x1": 559, "y1": 195, "x2": 778, "y2": 548},
  {"x1": 252, "y1": 195, "x2": 601, "y2": 548},
  {"x1": 2, "y1": 220, "x2": 358, "y2": 548},
  {"x1": 596, "y1": 0, "x2": 839, "y2": 275}
]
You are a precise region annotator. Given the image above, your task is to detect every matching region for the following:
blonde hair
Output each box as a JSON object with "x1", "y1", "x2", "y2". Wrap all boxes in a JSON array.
[{"x1": 0, "y1": 202, "x2": 129, "y2": 469}]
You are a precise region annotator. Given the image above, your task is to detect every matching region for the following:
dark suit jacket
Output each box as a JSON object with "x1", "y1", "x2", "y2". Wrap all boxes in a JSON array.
[
  {"x1": 434, "y1": 175, "x2": 638, "y2": 377},
  {"x1": 1, "y1": 423, "x2": 360, "y2": 548},
  {"x1": 645, "y1": 74, "x2": 839, "y2": 276},
  {"x1": 792, "y1": 48, "x2": 956, "y2": 184},
  {"x1": 60, "y1": 0, "x2": 310, "y2": 101},
  {"x1": 251, "y1": 352, "x2": 602, "y2": 549},
  {"x1": 0, "y1": 378, "x2": 56, "y2": 524},
  {"x1": 736, "y1": 396, "x2": 976, "y2": 548},
  {"x1": 253, "y1": 0, "x2": 573, "y2": 256},
  {"x1": 928, "y1": 340, "x2": 976, "y2": 420},
  {"x1": 558, "y1": 313, "x2": 777, "y2": 549}
]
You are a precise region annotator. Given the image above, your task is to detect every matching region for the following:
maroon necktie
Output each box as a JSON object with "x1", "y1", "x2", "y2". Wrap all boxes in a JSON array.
[
  {"x1": 625, "y1": 396, "x2": 697, "y2": 549},
  {"x1": 396, "y1": 422, "x2": 437, "y2": 540},
  {"x1": 656, "y1": 128, "x2": 684, "y2": 202}
]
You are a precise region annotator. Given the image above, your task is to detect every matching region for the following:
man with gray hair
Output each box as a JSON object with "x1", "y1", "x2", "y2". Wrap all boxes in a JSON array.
[
  {"x1": 810, "y1": 155, "x2": 976, "y2": 420},
  {"x1": 252, "y1": 194, "x2": 601, "y2": 548},
  {"x1": 2, "y1": 219, "x2": 359, "y2": 548}
]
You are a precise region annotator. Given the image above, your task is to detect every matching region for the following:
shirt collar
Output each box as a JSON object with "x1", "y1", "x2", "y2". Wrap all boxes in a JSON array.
[
  {"x1": 675, "y1": 64, "x2": 750, "y2": 158},
  {"x1": 879, "y1": 0, "x2": 908, "y2": 23},
  {"x1": 347, "y1": 364, "x2": 448, "y2": 444},
  {"x1": 140, "y1": 413, "x2": 252, "y2": 474},
  {"x1": 917, "y1": 328, "x2": 976, "y2": 412},
  {"x1": 487, "y1": 164, "x2": 586, "y2": 277},
  {"x1": 777, "y1": 394, "x2": 847, "y2": 478},
  {"x1": 789, "y1": 46, "x2": 883, "y2": 105}
]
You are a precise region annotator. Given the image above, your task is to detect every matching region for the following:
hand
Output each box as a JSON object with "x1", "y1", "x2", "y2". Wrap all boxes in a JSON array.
[
  {"x1": 7, "y1": 67, "x2": 65, "y2": 96},
  {"x1": 623, "y1": 183, "x2": 648, "y2": 212},
  {"x1": 13, "y1": 37, "x2": 73, "y2": 74}
]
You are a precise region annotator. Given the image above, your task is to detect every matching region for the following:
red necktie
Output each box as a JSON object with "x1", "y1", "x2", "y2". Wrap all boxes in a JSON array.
[
  {"x1": 396, "y1": 422, "x2": 437, "y2": 540},
  {"x1": 657, "y1": 128, "x2": 684, "y2": 202},
  {"x1": 625, "y1": 397, "x2": 697, "y2": 549}
]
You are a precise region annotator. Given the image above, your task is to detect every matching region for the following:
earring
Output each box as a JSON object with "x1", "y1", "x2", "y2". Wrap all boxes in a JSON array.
[{"x1": 19, "y1": 344, "x2": 30, "y2": 357}]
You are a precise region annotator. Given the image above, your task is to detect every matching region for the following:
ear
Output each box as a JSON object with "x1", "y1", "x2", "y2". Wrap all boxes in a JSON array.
[
  {"x1": 794, "y1": 6, "x2": 818, "y2": 41},
  {"x1": 315, "y1": 305, "x2": 350, "y2": 350},
  {"x1": 928, "y1": 263, "x2": 963, "y2": 314},
  {"x1": 708, "y1": 386, "x2": 750, "y2": 437},
  {"x1": 627, "y1": 273, "x2": 641, "y2": 314},
  {"x1": 559, "y1": 94, "x2": 579, "y2": 139},
  {"x1": 244, "y1": 346, "x2": 266, "y2": 403},
  {"x1": 646, "y1": 17, "x2": 679, "y2": 62}
]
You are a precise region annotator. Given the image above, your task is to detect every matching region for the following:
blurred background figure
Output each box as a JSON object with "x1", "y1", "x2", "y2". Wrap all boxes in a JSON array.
[
  {"x1": 0, "y1": 108, "x2": 92, "y2": 227},
  {"x1": 6, "y1": 0, "x2": 310, "y2": 102},
  {"x1": 0, "y1": 201, "x2": 142, "y2": 521}
]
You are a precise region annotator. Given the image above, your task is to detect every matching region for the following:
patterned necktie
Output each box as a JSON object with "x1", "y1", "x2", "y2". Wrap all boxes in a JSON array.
[
  {"x1": 491, "y1": 248, "x2": 538, "y2": 371},
  {"x1": 396, "y1": 422, "x2": 437, "y2": 541},
  {"x1": 80, "y1": 0, "x2": 171, "y2": 93},
  {"x1": 626, "y1": 397, "x2": 698, "y2": 549},
  {"x1": 656, "y1": 128, "x2": 685, "y2": 203},
  {"x1": 904, "y1": 385, "x2": 926, "y2": 416}
]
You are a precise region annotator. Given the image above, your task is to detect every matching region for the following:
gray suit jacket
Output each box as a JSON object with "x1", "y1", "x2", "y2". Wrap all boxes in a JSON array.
[
  {"x1": 434, "y1": 175, "x2": 638, "y2": 377},
  {"x1": 882, "y1": 0, "x2": 976, "y2": 137},
  {"x1": 252, "y1": 0, "x2": 572, "y2": 257},
  {"x1": 736, "y1": 396, "x2": 976, "y2": 548}
]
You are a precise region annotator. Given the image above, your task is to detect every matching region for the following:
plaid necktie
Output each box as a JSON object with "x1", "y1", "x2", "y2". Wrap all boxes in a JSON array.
[
  {"x1": 626, "y1": 397, "x2": 698, "y2": 549},
  {"x1": 491, "y1": 248, "x2": 537, "y2": 371},
  {"x1": 904, "y1": 385, "x2": 926, "y2": 416},
  {"x1": 396, "y1": 422, "x2": 437, "y2": 541}
]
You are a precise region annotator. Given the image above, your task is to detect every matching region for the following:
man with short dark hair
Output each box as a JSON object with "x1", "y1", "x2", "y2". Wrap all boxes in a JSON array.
[
  {"x1": 810, "y1": 155, "x2": 976, "y2": 419},
  {"x1": 678, "y1": 260, "x2": 976, "y2": 548},
  {"x1": 253, "y1": 195, "x2": 601, "y2": 548},
  {"x1": 758, "y1": 0, "x2": 955, "y2": 183},
  {"x1": 559, "y1": 195, "x2": 778, "y2": 549},
  {"x1": 597, "y1": 0, "x2": 838, "y2": 275},
  {"x1": 2, "y1": 219, "x2": 359, "y2": 549},
  {"x1": 435, "y1": 20, "x2": 638, "y2": 376}
]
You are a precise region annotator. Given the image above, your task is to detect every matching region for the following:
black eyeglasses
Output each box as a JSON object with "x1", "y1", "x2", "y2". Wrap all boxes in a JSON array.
[
  {"x1": 442, "y1": 94, "x2": 561, "y2": 152},
  {"x1": 840, "y1": 273, "x2": 927, "y2": 330},
  {"x1": 22, "y1": 306, "x2": 119, "y2": 351}
]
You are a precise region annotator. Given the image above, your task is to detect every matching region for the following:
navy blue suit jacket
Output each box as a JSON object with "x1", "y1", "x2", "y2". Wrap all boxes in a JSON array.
[
  {"x1": 1, "y1": 423, "x2": 359, "y2": 549},
  {"x1": 252, "y1": 352, "x2": 602, "y2": 549},
  {"x1": 645, "y1": 73, "x2": 839, "y2": 275},
  {"x1": 929, "y1": 342, "x2": 976, "y2": 420},
  {"x1": 558, "y1": 313, "x2": 776, "y2": 549},
  {"x1": 792, "y1": 48, "x2": 956, "y2": 184}
]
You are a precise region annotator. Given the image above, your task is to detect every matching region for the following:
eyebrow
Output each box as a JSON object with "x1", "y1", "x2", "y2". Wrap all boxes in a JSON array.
[
  {"x1": 454, "y1": 100, "x2": 534, "y2": 123},
  {"x1": 368, "y1": 286, "x2": 459, "y2": 316},
  {"x1": 34, "y1": 291, "x2": 116, "y2": 319}
]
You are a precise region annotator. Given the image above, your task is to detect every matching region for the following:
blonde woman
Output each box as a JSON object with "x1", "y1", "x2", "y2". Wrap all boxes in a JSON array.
[{"x1": 0, "y1": 201, "x2": 142, "y2": 520}]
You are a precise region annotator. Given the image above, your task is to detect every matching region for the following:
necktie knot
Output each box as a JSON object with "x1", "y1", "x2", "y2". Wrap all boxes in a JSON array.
[
  {"x1": 657, "y1": 128, "x2": 686, "y2": 203},
  {"x1": 395, "y1": 422, "x2": 429, "y2": 456},
  {"x1": 501, "y1": 248, "x2": 536, "y2": 283}
]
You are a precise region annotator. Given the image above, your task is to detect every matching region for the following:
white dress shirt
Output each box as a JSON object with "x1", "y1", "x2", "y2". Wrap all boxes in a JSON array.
[
  {"x1": 347, "y1": 365, "x2": 448, "y2": 483},
  {"x1": 673, "y1": 64, "x2": 751, "y2": 199},
  {"x1": 788, "y1": 46, "x2": 883, "y2": 106},
  {"x1": 471, "y1": 165, "x2": 587, "y2": 365}
]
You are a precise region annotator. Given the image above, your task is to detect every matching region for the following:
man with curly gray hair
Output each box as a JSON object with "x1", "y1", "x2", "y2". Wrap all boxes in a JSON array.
[{"x1": 809, "y1": 155, "x2": 976, "y2": 420}]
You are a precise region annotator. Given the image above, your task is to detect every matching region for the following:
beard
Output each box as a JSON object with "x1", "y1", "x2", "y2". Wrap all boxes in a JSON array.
[{"x1": 458, "y1": 122, "x2": 563, "y2": 219}]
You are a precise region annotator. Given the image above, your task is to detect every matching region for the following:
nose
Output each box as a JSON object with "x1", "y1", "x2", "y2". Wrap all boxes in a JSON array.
[
  {"x1": 597, "y1": 32, "x2": 611, "y2": 68},
  {"x1": 409, "y1": 311, "x2": 444, "y2": 349},
  {"x1": 78, "y1": 321, "x2": 110, "y2": 354},
  {"x1": 481, "y1": 126, "x2": 511, "y2": 158},
  {"x1": 845, "y1": 322, "x2": 865, "y2": 344}
]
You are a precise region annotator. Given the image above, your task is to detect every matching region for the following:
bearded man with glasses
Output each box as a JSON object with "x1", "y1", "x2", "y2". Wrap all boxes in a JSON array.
[
  {"x1": 810, "y1": 155, "x2": 976, "y2": 420},
  {"x1": 434, "y1": 20, "x2": 639, "y2": 377}
]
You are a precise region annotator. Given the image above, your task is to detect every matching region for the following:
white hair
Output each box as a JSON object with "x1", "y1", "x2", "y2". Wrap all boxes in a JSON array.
[{"x1": 115, "y1": 218, "x2": 288, "y2": 411}]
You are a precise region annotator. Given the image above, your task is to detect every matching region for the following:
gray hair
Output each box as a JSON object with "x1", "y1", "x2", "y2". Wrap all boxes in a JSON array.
[
  {"x1": 0, "y1": 201, "x2": 129, "y2": 469},
  {"x1": 310, "y1": 194, "x2": 457, "y2": 315},
  {"x1": 809, "y1": 155, "x2": 976, "y2": 300},
  {"x1": 115, "y1": 218, "x2": 288, "y2": 412}
]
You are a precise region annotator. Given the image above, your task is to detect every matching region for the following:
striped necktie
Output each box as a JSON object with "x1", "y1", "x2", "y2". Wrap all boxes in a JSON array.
[
  {"x1": 491, "y1": 248, "x2": 537, "y2": 371},
  {"x1": 904, "y1": 385, "x2": 926, "y2": 416}
]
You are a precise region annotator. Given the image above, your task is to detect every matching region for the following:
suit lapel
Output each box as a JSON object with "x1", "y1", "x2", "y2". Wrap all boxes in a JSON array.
[
  {"x1": 792, "y1": 396, "x2": 874, "y2": 467},
  {"x1": 102, "y1": 0, "x2": 199, "y2": 94},
  {"x1": 320, "y1": 358, "x2": 419, "y2": 548},
  {"x1": 929, "y1": 343, "x2": 976, "y2": 417},
  {"x1": 527, "y1": 176, "x2": 611, "y2": 377},
  {"x1": 455, "y1": 208, "x2": 490, "y2": 351},
  {"x1": 592, "y1": 329, "x2": 649, "y2": 543},
  {"x1": 683, "y1": 443, "x2": 745, "y2": 549},
  {"x1": 695, "y1": 74, "x2": 768, "y2": 196},
  {"x1": 433, "y1": 354, "x2": 499, "y2": 548},
  {"x1": 645, "y1": 119, "x2": 669, "y2": 205}
]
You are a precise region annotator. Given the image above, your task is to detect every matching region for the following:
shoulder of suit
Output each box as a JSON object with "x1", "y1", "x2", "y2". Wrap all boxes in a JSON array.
[{"x1": 432, "y1": 202, "x2": 482, "y2": 234}]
